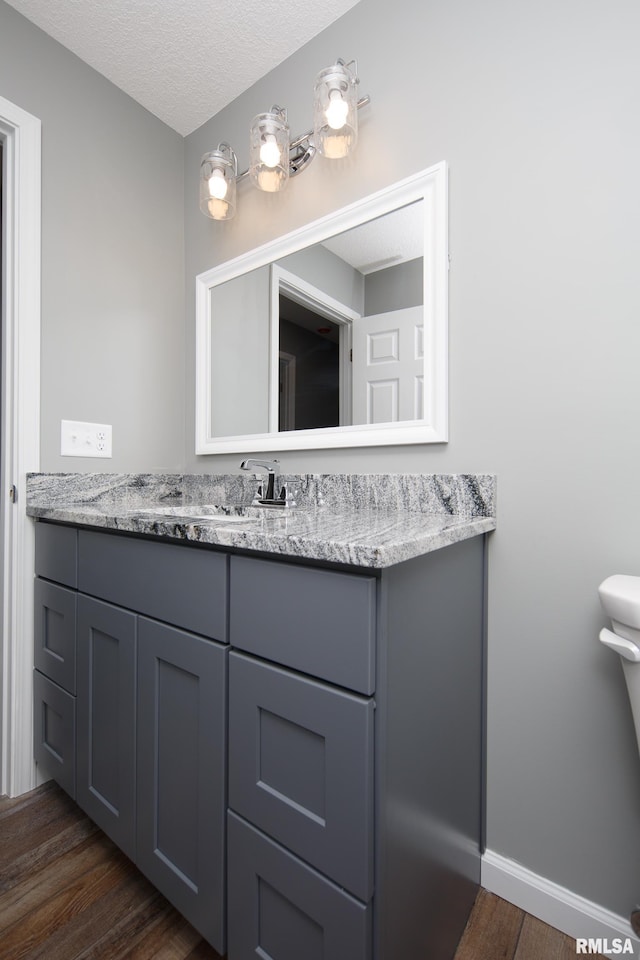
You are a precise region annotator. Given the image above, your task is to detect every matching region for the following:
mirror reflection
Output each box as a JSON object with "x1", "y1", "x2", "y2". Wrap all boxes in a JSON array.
[
  {"x1": 209, "y1": 201, "x2": 424, "y2": 439},
  {"x1": 196, "y1": 163, "x2": 448, "y2": 453}
]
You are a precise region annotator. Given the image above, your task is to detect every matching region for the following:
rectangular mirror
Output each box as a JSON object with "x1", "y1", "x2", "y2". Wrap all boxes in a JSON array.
[{"x1": 196, "y1": 163, "x2": 448, "y2": 453}]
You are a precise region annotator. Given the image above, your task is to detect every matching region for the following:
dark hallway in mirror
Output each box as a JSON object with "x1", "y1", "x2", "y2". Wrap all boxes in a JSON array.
[{"x1": 278, "y1": 294, "x2": 340, "y2": 432}]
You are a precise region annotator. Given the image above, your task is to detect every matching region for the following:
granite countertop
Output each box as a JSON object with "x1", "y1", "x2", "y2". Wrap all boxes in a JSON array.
[{"x1": 26, "y1": 473, "x2": 496, "y2": 569}]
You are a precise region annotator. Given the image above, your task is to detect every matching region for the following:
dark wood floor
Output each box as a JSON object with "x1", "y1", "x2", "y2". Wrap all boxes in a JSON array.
[
  {"x1": 0, "y1": 781, "x2": 596, "y2": 959},
  {"x1": 456, "y1": 887, "x2": 600, "y2": 960}
]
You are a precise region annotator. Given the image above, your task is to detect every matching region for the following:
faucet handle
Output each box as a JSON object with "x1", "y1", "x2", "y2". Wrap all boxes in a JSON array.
[
  {"x1": 250, "y1": 481, "x2": 297, "y2": 507},
  {"x1": 278, "y1": 481, "x2": 299, "y2": 507}
]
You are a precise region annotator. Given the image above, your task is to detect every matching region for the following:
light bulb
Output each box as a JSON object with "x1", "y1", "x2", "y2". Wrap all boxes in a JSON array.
[
  {"x1": 259, "y1": 135, "x2": 281, "y2": 168},
  {"x1": 200, "y1": 145, "x2": 237, "y2": 219},
  {"x1": 207, "y1": 168, "x2": 228, "y2": 200},
  {"x1": 250, "y1": 108, "x2": 289, "y2": 191},
  {"x1": 313, "y1": 60, "x2": 360, "y2": 159},
  {"x1": 326, "y1": 90, "x2": 349, "y2": 130}
]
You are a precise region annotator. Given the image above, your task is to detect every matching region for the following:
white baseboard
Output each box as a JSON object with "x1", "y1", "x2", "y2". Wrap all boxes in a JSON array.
[{"x1": 482, "y1": 849, "x2": 639, "y2": 946}]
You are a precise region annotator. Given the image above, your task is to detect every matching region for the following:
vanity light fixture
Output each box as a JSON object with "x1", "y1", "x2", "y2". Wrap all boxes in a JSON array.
[
  {"x1": 199, "y1": 57, "x2": 369, "y2": 221},
  {"x1": 249, "y1": 105, "x2": 290, "y2": 193},
  {"x1": 199, "y1": 142, "x2": 237, "y2": 221},
  {"x1": 313, "y1": 58, "x2": 359, "y2": 159}
]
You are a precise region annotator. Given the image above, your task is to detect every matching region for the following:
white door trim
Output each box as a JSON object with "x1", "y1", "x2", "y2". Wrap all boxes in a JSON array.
[
  {"x1": 270, "y1": 265, "x2": 359, "y2": 433},
  {"x1": 0, "y1": 96, "x2": 41, "y2": 797}
]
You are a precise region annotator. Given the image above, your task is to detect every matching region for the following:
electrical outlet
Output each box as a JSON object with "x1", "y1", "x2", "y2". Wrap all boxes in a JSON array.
[{"x1": 61, "y1": 420, "x2": 112, "y2": 458}]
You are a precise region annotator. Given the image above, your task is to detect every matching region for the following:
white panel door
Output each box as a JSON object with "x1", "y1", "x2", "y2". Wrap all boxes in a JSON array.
[{"x1": 352, "y1": 306, "x2": 424, "y2": 425}]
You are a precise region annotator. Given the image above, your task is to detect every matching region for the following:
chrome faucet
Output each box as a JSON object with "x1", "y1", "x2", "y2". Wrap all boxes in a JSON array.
[{"x1": 240, "y1": 459, "x2": 280, "y2": 502}]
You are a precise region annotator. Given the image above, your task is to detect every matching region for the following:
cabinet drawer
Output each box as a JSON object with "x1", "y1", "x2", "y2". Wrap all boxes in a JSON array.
[
  {"x1": 33, "y1": 670, "x2": 76, "y2": 799},
  {"x1": 228, "y1": 812, "x2": 371, "y2": 960},
  {"x1": 34, "y1": 579, "x2": 77, "y2": 694},
  {"x1": 229, "y1": 652, "x2": 374, "y2": 901},
  {"x1": 78, "y1": 531, "x2": 228, "y2": 641},
  {"x1": 35, "y1": 522, "x2": 77, "y2": 588},
  {"x1": 230, "y1": 555, "x2": 376, "y2": 694}
]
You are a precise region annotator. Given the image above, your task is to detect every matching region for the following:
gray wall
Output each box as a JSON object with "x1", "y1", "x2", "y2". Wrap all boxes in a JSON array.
[
  {"x1": 0, "y1": 1, "x2": 185, "y2": 472},
  {"x1": 365, "y1": 258, "x2": 423, "y2": 316},
  {"x1": 3, "y1": 0, "x2": 639, "y2": 926},
  {"x1": 280, "y1": 244, "x2": 364, "y2": 313},
  {"x1": 185, "y1": 0, "x2": 640, "y2": 920},
  {"x1": 210, "y1": 266, "x2": 270, "y2": 437}
]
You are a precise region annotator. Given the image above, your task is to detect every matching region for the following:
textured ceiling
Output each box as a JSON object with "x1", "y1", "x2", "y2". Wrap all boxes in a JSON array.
[
  {"x1": 4, "y1": 0, "x2": 360, "y2": 135},
  {"x1": 323, "y1": 202, "x2": 424, "y2": 274}
]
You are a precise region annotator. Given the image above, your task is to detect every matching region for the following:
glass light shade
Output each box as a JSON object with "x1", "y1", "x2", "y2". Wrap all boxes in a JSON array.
[
  {"x1": 250, "y1": 107, "x2": 290, "y2": 192},
  {"x1": 200, "y1": 144, "x2": 237, "y2": 220},
  {"x1": 313, "y1": 60, "x2": 358, "y2": 159}
]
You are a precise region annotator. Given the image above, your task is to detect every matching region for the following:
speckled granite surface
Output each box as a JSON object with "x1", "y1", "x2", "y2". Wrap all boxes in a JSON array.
[{"x1": 26, "y1": 473, "x2": 496, "y2": 569}]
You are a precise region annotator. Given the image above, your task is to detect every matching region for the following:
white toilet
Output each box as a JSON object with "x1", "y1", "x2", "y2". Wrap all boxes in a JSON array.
[
  {"x1": 599, "y1": 575, "x2": 640, "y2": 937},
  {"x1": 599, "y1": 574, "x2": 640, "y2": 754}
]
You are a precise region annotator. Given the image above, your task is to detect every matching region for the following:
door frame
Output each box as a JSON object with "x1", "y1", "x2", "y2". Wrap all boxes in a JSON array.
[
  {"x1": 270, "y1": 265, "x2": 359, "y2": 433},
  {"x1": 0, "y1": 96, "x2": 41, "y2": 797},
  {"x1": 278, "y1": 350, "x2": 296, "y2": 431}
]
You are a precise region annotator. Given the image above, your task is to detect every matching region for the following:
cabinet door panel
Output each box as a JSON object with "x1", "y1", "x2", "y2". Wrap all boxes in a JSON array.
[
  {"x1": 34, "y1": 579, "x2": 77, "y2": 694},
  {"x1": 229, "y1": 652, "x2": 374, "y2": 901},
  {"x1": 33, "y1": 670, "x2": 76, "y2": 798},
  {"x1": 137, "y1": 618, "x2": 227, "y2": 955},
  {"x1": 76, "y1": 595, "x2": 136, "y2": 858},
  {"x1": 228, "y1": 812, "x2": 371, "y2": 960}
]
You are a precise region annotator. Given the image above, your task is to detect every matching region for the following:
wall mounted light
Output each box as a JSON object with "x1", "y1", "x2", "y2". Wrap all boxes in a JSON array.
[
  {"x1": 199, "y1": 142, "x2": 237, "y2": 221},
  {"x1": 199, "y1": 57, "x2": 369, "y2": 221},
  {"x1": 249, "y1": 105, "x2": 290, "y2": 193},
  {"x1": 313, "y1": 58, "x2": 359, "y2": 159}
]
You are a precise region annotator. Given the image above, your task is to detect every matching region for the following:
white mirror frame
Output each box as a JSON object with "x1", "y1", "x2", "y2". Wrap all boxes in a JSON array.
[{"x1": 195, "y1": 162, "x2": 448, "y2": 454}]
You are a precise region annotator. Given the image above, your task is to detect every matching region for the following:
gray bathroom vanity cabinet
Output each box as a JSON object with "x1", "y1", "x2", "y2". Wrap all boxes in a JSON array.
[
  {"x1": 33, "y1": 522, "x2": 227, "y2": 949},
  {"x1": 33, "y1": 519, "x2": 486, "y2": 960}
]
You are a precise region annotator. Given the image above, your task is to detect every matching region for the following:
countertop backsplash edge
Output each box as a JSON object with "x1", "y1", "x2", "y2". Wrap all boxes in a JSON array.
[{"x1": 26, "y1": 472, "x2": 496, "y2": 519}]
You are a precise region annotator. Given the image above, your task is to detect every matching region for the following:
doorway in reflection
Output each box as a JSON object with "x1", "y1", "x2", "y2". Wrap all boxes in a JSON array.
[{"x1": 278, "y1": 295, "x2": 340, "y2": 431}]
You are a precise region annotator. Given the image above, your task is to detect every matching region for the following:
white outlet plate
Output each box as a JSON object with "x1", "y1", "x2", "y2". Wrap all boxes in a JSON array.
[{"x1": 61, "y1": 419, "x2": 112, "y2": 458}]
